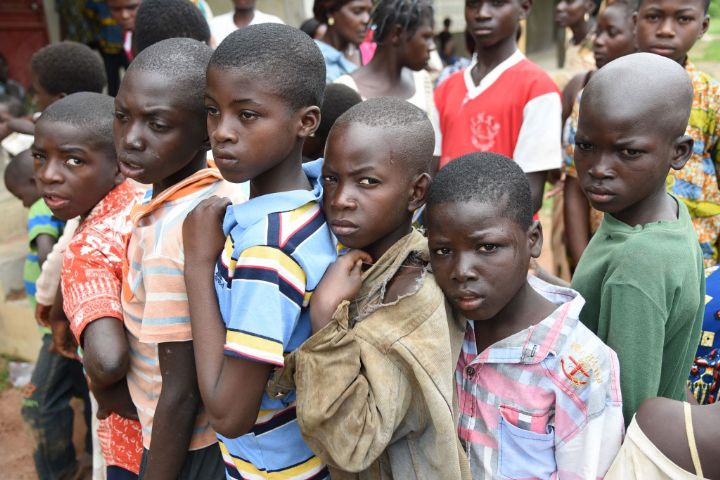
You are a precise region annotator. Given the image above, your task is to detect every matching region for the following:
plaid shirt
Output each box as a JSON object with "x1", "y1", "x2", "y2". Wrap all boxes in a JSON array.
[{"x1": 456, "y1": 276, "x2": 624, "y2": 480}]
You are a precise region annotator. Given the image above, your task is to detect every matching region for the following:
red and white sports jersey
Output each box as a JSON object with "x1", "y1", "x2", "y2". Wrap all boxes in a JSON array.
[{"x1": 435, "y1": 50, "x2": 562, "y2": 172}]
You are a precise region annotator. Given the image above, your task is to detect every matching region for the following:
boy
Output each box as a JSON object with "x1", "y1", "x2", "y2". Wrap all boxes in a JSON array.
[
  {"x1": 287, "y1": 97, "x2": 471, "y2": 478},
  {"x1": 107, "y1": 0, "x2": 142, "y2": 60},
  {"x1": 426, "y1": 152, "x2": 624, "y2": 479},
  {"x1": 32, "y1": 92, "x2": 144, "y2": 479},
  {"x1": 4, "y1": 150, "x2": 91, "y2": 480},
  {"x1": 115, "y1": 37, "x2": 238, "y2": 478},
  {"x1": 301, "y1": 82, "x2": 361, "y2": 161},
  {"x1": 635, "y1": 0, "x2": 720, "y2": 266},
  {"x1": 570, "y1": 53, "x2": 704, "y2": 424},
  {"x1": 181, "y1": 24, "x2": 335, "y2": 479},
  {"x1": 433, "y1": 0, "x2": 562, "y2": 213},
  {"x1": 132, "y1": 0, "x2": 211, "y2": 55}
]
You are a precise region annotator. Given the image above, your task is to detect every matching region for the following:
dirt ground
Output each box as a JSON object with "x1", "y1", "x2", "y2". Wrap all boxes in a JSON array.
[{"x1": 0, "y1": 388, "x2": 89, "y2": 480}]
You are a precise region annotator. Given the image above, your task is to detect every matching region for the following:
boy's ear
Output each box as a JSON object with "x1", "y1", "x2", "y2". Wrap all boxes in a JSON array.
[
  {"x1": 700, "y1": 15, "x2": 710, "y2": 38},
  {"x1": 670, "y1": 134, "x2": 694, "y2": 171},
  {"x1": 528, "y1": 220, "x2": 543, "y2": 259},
  {"x1": 518, "y1": 0, "x2": 533, "y2": 20},
  {"x1": 297, "y1": 106, "x2": 321, "y2": 140},
  {"x1": 390, "y1": 24, "x2": 404, "y2": 47},
  {"x1": 408, "y1": 172, "x2": 431, "y2": 212}
]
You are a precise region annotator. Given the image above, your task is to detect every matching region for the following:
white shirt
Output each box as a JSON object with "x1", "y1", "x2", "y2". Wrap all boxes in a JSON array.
[{"x1": 209, "y1": 9, "x2": 284, "y2": 45}]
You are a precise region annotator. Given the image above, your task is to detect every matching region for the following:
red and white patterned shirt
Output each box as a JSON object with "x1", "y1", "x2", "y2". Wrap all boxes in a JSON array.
[{"x1": 62, "y1": 180, "x2": 144, "y2": 474}]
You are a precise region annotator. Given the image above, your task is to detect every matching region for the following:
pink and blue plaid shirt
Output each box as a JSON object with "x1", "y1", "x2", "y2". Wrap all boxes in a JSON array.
[{"x1": 456, "y1": 276, "x2": 624, "y2": 480}]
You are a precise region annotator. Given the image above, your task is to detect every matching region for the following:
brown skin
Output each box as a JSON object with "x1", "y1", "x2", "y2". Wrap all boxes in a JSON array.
[
  {"x1": 310, "y1": 122, "x2": 431, "y2": 332},
  {"x1": 555, "y1": 0, "x2": 596, "y2": 45},
  {"x1": 465, "y1": 0, "x2": 546, "y2": 212},
  {"x1": 427, "y1": 199, "x2": 555, "y2": 353},
  {"x1": 636, "y1": 397, "x2": 720, "y2": 479},
  {"x1": 231, "y1": 0, "x2": 257, "y2": 28},
  {"x1": 183, "y1": 69, "x2": 319, "y2": 438},
  {"x1": 107, "y1": 0, "x2": 141, "y2": 32},
  {"x1": 47, "y1": 288, "x2": 79, "y2": 360},
  {"x1": 563, "y1": 175, "x2": 591, "y2": 267},
  {"x1": 114, "y1": 68, "x2": 208, "y2": 479},
  {"x1": 319, "y1": 0, "x2": 372, "y2": 65}
]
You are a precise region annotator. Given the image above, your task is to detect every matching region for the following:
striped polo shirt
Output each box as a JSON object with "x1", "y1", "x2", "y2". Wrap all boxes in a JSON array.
[
  {"x1": 24, "y1": 198, "x2": 64, "y2": 315},
  {"x1": 215, "y1": 160, "x2": 335, "y2": 480},
  {"x1": 122, "y1": 168, "x2": 244, "y2": 450},
  {"x1": 456, "y1": 276, "x2": 625, "y2": 479}
]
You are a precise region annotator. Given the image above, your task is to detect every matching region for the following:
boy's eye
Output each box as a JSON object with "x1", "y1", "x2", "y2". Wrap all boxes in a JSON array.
[
  {"x1": 478, "y1": 244, "x2": 497, "y2": 253},
  {"x1": 620, "y1": 148, "x2": 643, "y2": 158},
  {"x1": 240, "y1": 111, "x2": 259, "y2": 121},
  {"x1": 358, "y1": 177, "x2": 380, "y2": 186},
  {"x1": 432, "y1": 247, "x2": 452, "y2": 256},
  {"x1": 205, "y1": 106, "x2": 219, "y2": 117},
  {"x1": 678, "y1": 16, "x2": 693, "y2": 24},
  {"x1": 575, "y1": 141, "x2": 593, "y2": 152},
  {"x1": 321, "y1": 175, "x2": 337, "y2": 184},
  {"x1": 644, "y1": 13, "x2": 660, "y2": 21},
  {"x1": 114, "y1": 111, "x2": 127, "y2": 122},
  {"x1": 65, "y1": 157, "x2": 82, "y2": 167},
  {"x1": 149, "y1": 121, "x2": 169, "y2": 131}
]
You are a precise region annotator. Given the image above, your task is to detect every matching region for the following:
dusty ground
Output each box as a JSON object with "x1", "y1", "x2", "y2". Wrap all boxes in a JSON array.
[{"x1": 0, "y1": 388, "x2": 89, "y2": 480}]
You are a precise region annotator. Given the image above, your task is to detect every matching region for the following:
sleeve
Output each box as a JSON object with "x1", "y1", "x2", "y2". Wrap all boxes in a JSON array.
[
  {"x1": 554, "y1": 351, "x2": 625, "y2": 479},
  {"x1": 433, "y1": 83, "x2": 447, "y2": 155},
  {"x1": 137, "y1": 254, "x2": 192, "y2": 344},
  {"x1": 28, "y1": 201, "x2": 64, "y2": 245},
  {"x1": 563, "y1": 93, "x2": 582, "y2": 178},
  {"x1": 513, "y1": 91, "x2": 563, "y2": 173},
  {"x1": 35, "y1": 217, "x2": 79, "y2": 306},
  {"x1": 601, "y1": 282, "x2": 666, "y2": 423},
  {"x1": 222, "y1": 245, "x2": 307, "y2": 366},
  {"x1": 61, "y1": 234, "x2": 124, "y2": 341},
  {"x1": 294, "y1": 302, "x2": 414, "y2": 472}
]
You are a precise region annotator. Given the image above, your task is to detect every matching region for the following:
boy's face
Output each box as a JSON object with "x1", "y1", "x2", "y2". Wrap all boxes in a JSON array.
[
  {"x1": 399, "y1": 21, "x2": 435, "y2": 71},
  {"x1": 322, "y1": 123, "x2": 428, "y2": 261},
  {"x1": 573, "y1": 97, "x2": 691, "y2": 225},
  {"x1": 114, "y1": 69, "x2": 208, "y2": 190},
  {"x1": 30, "y1": 70, "x2": 61, "y2": 112},
  {"x1": 465, "y1": 0, "x2": 530, "y2": 49},
  {"x1": 555, "y1": 0, "x2": 593, "y2": 28},
  {"x1": 204, "y1": 66, "x2": 317, "y2": 185},
  {"x1": 32, "y1": 120, "x2": 121, "y2": 220},
  {"x1": 634, "y1": 0, "x2": 709, "y2": 65},
  {"x1": 107, "y1": 0, "x2": 141, "y2": 32},
  {"x1": 427, "y1": 199, "x2": 541, "y2": 322},
  {"x1": 593, "y1": 5, "x2": 636, "y2": 68}
]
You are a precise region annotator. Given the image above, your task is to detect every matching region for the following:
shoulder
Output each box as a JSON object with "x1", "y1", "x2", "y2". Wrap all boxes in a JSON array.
[
  {"x1": 333, "y1": 74, "x2": 358, "y2": 91},
  {"x1": 209, "y1": 11, "x2": 232, "y2": 27},
  {"x1": 511, "y1": 59, "x2": 561, "y2": 96},
  {"x1": 253, "y1": 10, "x2": 284, "y2": 25}
]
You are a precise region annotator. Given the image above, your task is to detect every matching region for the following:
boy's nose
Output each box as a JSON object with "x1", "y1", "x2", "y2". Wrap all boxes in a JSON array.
[
  {"x1": 588, "y1": 155, "x2": 614, "y2": 179},
  {"x1": 657, "y1": 18, "x2": 676, "y2": 37},
  {"x1": 329, "y1": 187, "x2": 355, "y2": 210},
  {"x1": 452, "y1": 253, "x2": 478, "y2": 283},
  {"x1": 36, "y1": 160, "x2": 63, "y2": 184},
  {"x1": 211, "y1": 117, "x2": 238, "y2": 145}
]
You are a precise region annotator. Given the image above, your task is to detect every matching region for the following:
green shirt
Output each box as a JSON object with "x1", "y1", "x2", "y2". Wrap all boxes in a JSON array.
[{"x1": 571, "y1": 199, "x2": 704, "y2": 425}]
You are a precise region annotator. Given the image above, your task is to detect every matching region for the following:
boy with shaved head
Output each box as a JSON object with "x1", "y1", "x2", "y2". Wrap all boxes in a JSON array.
[{"x1": 571, "y1": 52, "x2": 705, "y2": 425}]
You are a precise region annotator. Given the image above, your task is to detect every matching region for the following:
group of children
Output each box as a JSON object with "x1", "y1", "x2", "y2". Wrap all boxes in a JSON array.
[{"x1": 2, "y1": 0, "x2": 720, "y2": 479}]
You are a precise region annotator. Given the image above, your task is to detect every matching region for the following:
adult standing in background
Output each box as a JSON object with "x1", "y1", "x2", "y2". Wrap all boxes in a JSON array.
[
  {"x1": 555, "y1": 0, "x2": 599, "y2": 73},
  {"x1": 313, "y1": 0, "x2": 372, "y2": 83},
  {"x1": 209, "y1": 0, "x2": 283, "y2": 45}
]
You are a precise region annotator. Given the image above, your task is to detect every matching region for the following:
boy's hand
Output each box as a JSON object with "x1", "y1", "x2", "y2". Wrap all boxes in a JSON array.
[
  {"x1": 310, "y1": 250, "x2": 372, "y2": 333},
  {"x1": 35, "y1": 304, "x2": 51, "y2": 327},
  {"x1": 183, "y1": 196, "x2": 231, "y2": 267},
  {"x1": 93, "y1": 380, "x2": 139, "y2": 421},
  {"x1": 48, "y1": 318, "x2": 79, "y2": 360}
]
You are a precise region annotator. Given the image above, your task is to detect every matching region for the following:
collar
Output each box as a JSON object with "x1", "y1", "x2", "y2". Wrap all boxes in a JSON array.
[
  {"x1": 468, "y1": 275, "x2": 585, "y2": 365},
  {"x1": 82, "y1": 180, "x2": 140, "y2": 227},
  {"x1": 685, "y1": 58, "x2": 697, "y2": 76},
  {"x1": 130, "y1": 167, "x2": 223, "y2": 224},
  {"x1": 315, "y1": 40, "x2": 357, "y2": 70},
  {"x1": 223, "y1": 159, "x2": 324, "y2": 234},
  {"x1": 463, "y1": 49, "x2": 525, "y2": 100}
]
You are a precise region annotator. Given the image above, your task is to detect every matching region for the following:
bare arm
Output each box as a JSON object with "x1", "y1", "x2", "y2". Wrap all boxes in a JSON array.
[
  {"x1": 34, "y1": 233, "x2": 56, "y2": 267},
  {"x1": 142, "y1": 341, "x2": 200, "y2": 480},
  {"x1": 526, "y1": 171, "x2": 547, "y2": 214},
  {"x1": 563, "y1": 175, "x2": 591, "y2": 267}
]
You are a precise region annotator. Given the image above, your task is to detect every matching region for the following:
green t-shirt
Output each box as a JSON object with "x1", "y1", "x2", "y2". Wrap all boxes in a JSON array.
[
  {"x1": 23, "y1": 198, "x2": 64, "y2": 334},
  {"x1": 571, "y1": 198, "x2": 704, "y2": 425}
]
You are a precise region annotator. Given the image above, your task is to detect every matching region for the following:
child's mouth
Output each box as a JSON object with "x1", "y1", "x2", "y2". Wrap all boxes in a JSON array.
[{"x1": 43, "y1": 194, "x2": 70, "y2": 210}]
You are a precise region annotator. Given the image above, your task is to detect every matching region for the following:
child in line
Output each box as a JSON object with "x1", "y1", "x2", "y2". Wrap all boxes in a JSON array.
[
  {"x1": 4, "y1": 150, "x2": 91, "y2": 480},
  {"x1": 434, "y1": 0, "x2": 562, "y2": 212},
  {"x1": 115, "y1": 37, "x2": 239, "y2": 478},
  {"x1": 563, "y1": 0, "x2": 636, "y2": 267},
  {"x1": 32, "y1": 92, "x2": 144, "y2": 479},
  {"x1": 286, "y1": 97, "x2": 470, "y2": 479},
  {"x1": 635, "y1": 0, "x2": 720, "y2": 267},
  {"x1": 426, "y1": 152, "x2": 624, "y2": 479},
  {"x1": 131, "y1": 0, "x2": 211, "y2": 56},
  {"x1": 570, "y1": 53, "x2": 705, "y2": 424},
  {"x1": 302, "y1": 83, "x2": 361, "y2": 161},
  {"x1": 181, "y1": 24, "x2": 336, "y2": 479}
]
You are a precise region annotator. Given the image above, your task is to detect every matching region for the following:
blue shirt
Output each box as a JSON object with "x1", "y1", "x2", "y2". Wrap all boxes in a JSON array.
[
  {"x1": 315, "y1": 40, "x2": 358, "y2": 83},
  {"x1": 214, "y1": 160, "x2": 336, "y2": 479}
]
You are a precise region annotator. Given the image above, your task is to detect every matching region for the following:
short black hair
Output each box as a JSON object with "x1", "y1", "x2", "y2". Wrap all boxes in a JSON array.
[
  {"x1": 209, "y1": 23, "x2": 326, "y2": 111},
  {"x1": 427, "y1": 152, "x2": 533, "y2": 229},
  {"x1": 333, "y1": 96, "x2": 435, "y2": 173},
  {"x1": 636, "y1": 0, "x2": 709, "y2": 12},
  {"x1": 317, "y1": 83, "x2": 362, "y2": 140},
  {"x1": 37, "y1": 92, "x2": 116, "y2": 158},
  {"x1": 313, "y1": 0, "x2": 354, "y2": 23},
  {"x1": 30, "y1": 41, "x2": 106, "y2": 96},
  {"x1": 132, "y1": 0, "x2": 211, "y2": 55},
  {"x1": 0, "y1": 94, "x2": 25, "y2": 117},
  {"x1": 300, "y1": 17, "x2": 322, "y2": 37},
  {"x1": 372, "y1": 0, "x2": 434, "y2": 45},
  {"x1": 4, "y1": 149, "x2": 34, "y2": 188},
  {"x1": 127, "y1": 37, "x2": 213, "y2": 115}
]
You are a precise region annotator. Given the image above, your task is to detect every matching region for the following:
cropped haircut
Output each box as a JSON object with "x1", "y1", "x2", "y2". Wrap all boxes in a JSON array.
[
  {"x1": 427, "y1": 152, "x2": 533, "y2": 230},
  {"x1": 316, "y1": 83, "x2": 362, "y2": 140},
  {"x1": 37, "y1": 92, "x2": 116, "y2": 158},
  {"x1": 636, "y1": 0, "x2": 709, "y2": 12},
  {"x1": 333, "y1": 96, "x2": 435, "y2": 173},
  {"x1": 4, "y1": 149, "x2": 34, "y2": 187},
  {"x1": 209, "y1": 24, "x2": 326, "y2": 111},
  {"x1": 30, "y1": 41, "x2": 106, "y2": 96},
  {"x1": 0, "y1": 94, "x2": 25, "y2": 117},
  {"x1": 128, "y1": 37, "x2": 213, "y2": 115},
  {"x1": 313, "y1": 0, "x2": 354, "y2": 23},
  {"x1": 132, "y1": 0, "x2": 211, "y2": 55},
  {"x1": 372, "y1": 0, "x2": 434, "y2": 45}
]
